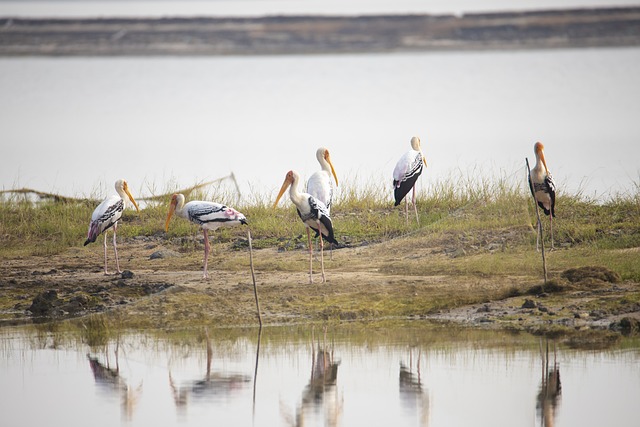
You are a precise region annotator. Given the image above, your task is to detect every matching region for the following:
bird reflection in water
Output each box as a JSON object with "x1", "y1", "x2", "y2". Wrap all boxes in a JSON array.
[
  {"x1": 536, "y1": 340, "x2": 562, "y2": 427},
  {"x1": 168, "y1": 328, "x2": 251, "y2": 417},
  {"x1": 399, "y1": 347, "x2": 430, "y2": 427},
  {"x1": 87, "y1": 342, "x2": 143, "y2": 422},
  {"x1": 281, "y1": 329, "x2": 343, "y2": 427}
]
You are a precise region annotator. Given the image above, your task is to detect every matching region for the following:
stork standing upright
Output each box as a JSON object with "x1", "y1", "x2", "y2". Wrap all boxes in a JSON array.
[
  {"x1": 84, "y1": 179, "x2": 140, "y2": 275},
  {"x1": 306, "y1": 147, "x2": 339, "y2": 213},
  {"x1": 393, "y1": 136, "x2": 427, "y2": 224},
  {"x1": 274, "y1": 170, "x2": 338, "y2": 284},
  {"x1": 528, "y1": 142, "x2": 557, "y2": 250},
  {"x1": 165, "y1": 193, "x2": 247, "y2": 279}
]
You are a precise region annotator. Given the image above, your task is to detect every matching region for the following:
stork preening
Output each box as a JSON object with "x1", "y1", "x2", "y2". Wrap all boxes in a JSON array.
[
  {"x1": 528, "y1": 142, "x2": 557, "y2": 250},
  {"x1": 84, "y1": 179, "x2": 140, "y2": 275},
  {"x1": 306, "y1": 147, "x2": 339, "y2": 213},
  {"x1": 393, "y1": 136, "x2": 427, "y2": 224},
  {"x1": 165, "y1": 193, "x2": 247, "y2": 279},
  {"x1": 274, "y1": 170, "x2": 338, "y2": 284}
]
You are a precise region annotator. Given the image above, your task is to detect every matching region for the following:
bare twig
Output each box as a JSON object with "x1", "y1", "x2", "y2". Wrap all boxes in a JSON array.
[
  {"x1": 247, "y1": 229, "x2": 262, "y2": 326},
  {"x1": 0, "y1": 188, "x2": 94, "y2": 204},
  {"x1": 139, "y1": 174, "x2": 238, "y2": 202}
]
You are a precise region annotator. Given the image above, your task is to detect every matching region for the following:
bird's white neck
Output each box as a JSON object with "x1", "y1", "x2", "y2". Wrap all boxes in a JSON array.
[
  {"x1": 288, "y1": 173, "x2": 308, "y2": 206},
  {"x1": 534, "y1": 152, "x2": 547, "y2": 174},
  {"x1": 318, "y1": 155, "x2": 331, "y2": 174},
  {"x1": 173, "y1": 194, "x2": 188, "y2": 218},
  {"x1": 115, "y1": 184, "x2": 131, "y2": 208}
]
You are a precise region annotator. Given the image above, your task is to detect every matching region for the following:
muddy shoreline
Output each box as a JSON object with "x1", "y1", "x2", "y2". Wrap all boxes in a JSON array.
[
  {"x1": 2, "y1": 234, "x2": 639, "y2": 342},
  {"x1": 1, "y1": 7, "x2": 640, "y2": 56}
]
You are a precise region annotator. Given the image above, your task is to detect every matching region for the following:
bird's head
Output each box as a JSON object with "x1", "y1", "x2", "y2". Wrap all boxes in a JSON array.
[
  {"x1": 410, "y1": 136, "x2": 427, "y2": 167},
  {"x1": 534, "y1": 142, "x2": 549, "y2": 173},
  {"x1": 273, "y1": 171, "x2": 296, "y2": 208}
]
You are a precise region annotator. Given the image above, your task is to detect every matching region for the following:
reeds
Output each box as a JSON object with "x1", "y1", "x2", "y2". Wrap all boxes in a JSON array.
[{"x1": 2, "y1": 171, "x2": 639, "y2": 280}]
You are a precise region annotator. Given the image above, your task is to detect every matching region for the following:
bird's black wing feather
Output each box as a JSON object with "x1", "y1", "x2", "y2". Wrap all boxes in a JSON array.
[{"x1": 308, "y1": 197, "x2": 338, "y2": 244}]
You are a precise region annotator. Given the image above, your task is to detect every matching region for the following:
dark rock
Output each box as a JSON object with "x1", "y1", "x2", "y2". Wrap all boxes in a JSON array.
[
  {"x1": 150, "y1": 249, "x2": 182, "y2": 259},
  {"x1": 476, "y1": 304, "x2": 491, "y2": 313},
  {"x1": 121, "y1": 270, "x2": 134, "y2": 279},
  {"x1": 610, "y1": 317, "x2": 640, "y2": 335},
  {"x1": 28, "y1": 290, "x2": 62, "y2": 316},
  {"x1": 60, "y1": 295, "x2": 89, "y2": 314},
  {"x1": 521, "y1": 299, "x2": 537, "y2": 309}
]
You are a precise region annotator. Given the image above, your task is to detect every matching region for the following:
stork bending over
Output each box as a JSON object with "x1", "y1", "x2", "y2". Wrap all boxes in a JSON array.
[{"x1": 165, "y1": 193, "x2": 247, "y2": 279}]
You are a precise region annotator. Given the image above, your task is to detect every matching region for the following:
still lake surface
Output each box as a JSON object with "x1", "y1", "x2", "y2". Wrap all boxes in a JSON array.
[
  {"x1": 2, "y1": 0, "x2": 640, "y2": 18},
  {"x1": 2, "y1": 47, "x2": 639, "y2": 202},
  {"x1": 1, "y1": 322, "x2": 639, "y2": 427}
]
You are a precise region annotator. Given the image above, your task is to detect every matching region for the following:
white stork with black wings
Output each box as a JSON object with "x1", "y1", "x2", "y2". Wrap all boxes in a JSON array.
[
  {"x1": 393, "y1": 136, "x2": 427, "y2": 224},
  {"x1": 84, "y1": 179, "x2": 140, "y2": 275},
  {"x1": 274, "y1": 170, "x2": 338, "y2": 284},
  {"x1": 165, "y1": 193, "x2": 247, "y2": 279},
  {"x1": 528, "y1": 142, "x2": 557, "y2": 250},
  {"x1": 306, "y1": 147, "x2": 339, "y2": 214}
]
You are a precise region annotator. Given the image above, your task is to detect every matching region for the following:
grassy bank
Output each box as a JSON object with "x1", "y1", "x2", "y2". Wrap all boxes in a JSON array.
[
  {"x1": 1, "y1": 173, "x2": 639, "y2": 336},
  {"x1": 2, "y1": 175, "x2": 639, "y2": 279}
]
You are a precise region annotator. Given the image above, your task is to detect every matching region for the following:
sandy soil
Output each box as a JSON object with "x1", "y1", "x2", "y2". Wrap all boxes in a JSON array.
[{"x1": 2, "y1": 232, "x2": 638, "y2": 338}]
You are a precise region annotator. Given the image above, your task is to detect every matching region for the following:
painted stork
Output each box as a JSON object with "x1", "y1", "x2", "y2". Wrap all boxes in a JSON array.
[
  {"x1": 164, "y1": 193, "x2": 247, "y2": 279},
  {"x1": 306, "y1": 147, "x2": 339, "y2": 213},
  {"x1": 84, "y1": 179, "x2": 140, "y2": 275},
  {"x1": 274, "y1": 170, "x2": 338, "y2": 284},
  {"x1": 528, "y1": 142, "x2": 556, "y2": 250},
  {"x1": 393, "y1": 136, "x2": 427, "y2": 224}
]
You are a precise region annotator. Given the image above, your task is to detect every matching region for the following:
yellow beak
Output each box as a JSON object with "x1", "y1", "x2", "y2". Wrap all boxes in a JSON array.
[
  {"x1": 273, "y1": 177, "x2": 292, "y2": 209},
  {"x1": 325, "y1": 151, "x2": 339, "y2": 187},
  {"x1": 165, "y1": 202, "x2": 176, "y2": 232},
  {"x1": 123, "y1": 184, "x2": 140, "y2": 212},
  {"x1": 540, "y1": 150, "x2": 549, "y2": 174}
]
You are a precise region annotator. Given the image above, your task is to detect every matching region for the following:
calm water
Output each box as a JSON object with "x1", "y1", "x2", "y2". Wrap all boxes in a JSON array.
[
  {"x1": 1, "y1": 47, "x2": 640, "y2": 200},
  {"x1": 1, "y1": 323, "x2": 639, "y2": 427},
  {"x1": 1, "y1": 0, "x2": 639, "y2": 18}
]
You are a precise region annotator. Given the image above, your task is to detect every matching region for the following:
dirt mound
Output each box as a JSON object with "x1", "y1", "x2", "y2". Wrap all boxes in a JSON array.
[{"x1": 561, "y1": 266, "x2": 621, "y2": 285}]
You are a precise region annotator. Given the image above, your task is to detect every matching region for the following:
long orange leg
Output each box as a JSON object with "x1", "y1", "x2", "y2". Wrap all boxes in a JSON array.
[
  {"x1": 404, "y1": 196, "x2": 409, "y2": 225},
  {"x1": 317, "y1": 221, "x2": 326, "y2": 283},
  {"x1": 202, "y1": 229, "x2": 210, "y2": 279},
  {"x1": 536, "y1": 216, "x2": 541, "y2": 252},
  {"x1": 412, "y1": 185, "x2": 419, "y2": 224},
  {"x1": 103, "y1": 231, "x2": 109, "y2": 275},
  {"x1": 113, "y1": 222, "x2": 122, "y2": 274},
  {"x1": 307, "y1": 227, "x2": 313, "y2": 284}
]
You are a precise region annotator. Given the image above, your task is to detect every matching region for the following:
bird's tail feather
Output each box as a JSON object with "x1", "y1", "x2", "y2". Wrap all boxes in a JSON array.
[{"x1": 85, "y1": 222, "x2": 100, "y2": 246}]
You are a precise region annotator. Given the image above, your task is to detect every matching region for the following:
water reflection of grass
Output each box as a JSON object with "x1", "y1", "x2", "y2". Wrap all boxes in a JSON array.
[{"x1": 7, "y1": 320, "x2": 640, "y2": 355}]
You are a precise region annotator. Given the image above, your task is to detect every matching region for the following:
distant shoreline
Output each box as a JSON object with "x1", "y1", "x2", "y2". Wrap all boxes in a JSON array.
[{"x1": 1, "y1": 7, "x2": 640, "y2": 56}]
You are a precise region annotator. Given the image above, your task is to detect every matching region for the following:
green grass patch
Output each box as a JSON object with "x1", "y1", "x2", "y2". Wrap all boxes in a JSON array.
[{"x1": 2, "y1": 173, "x2": 639, "y2": 284}]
